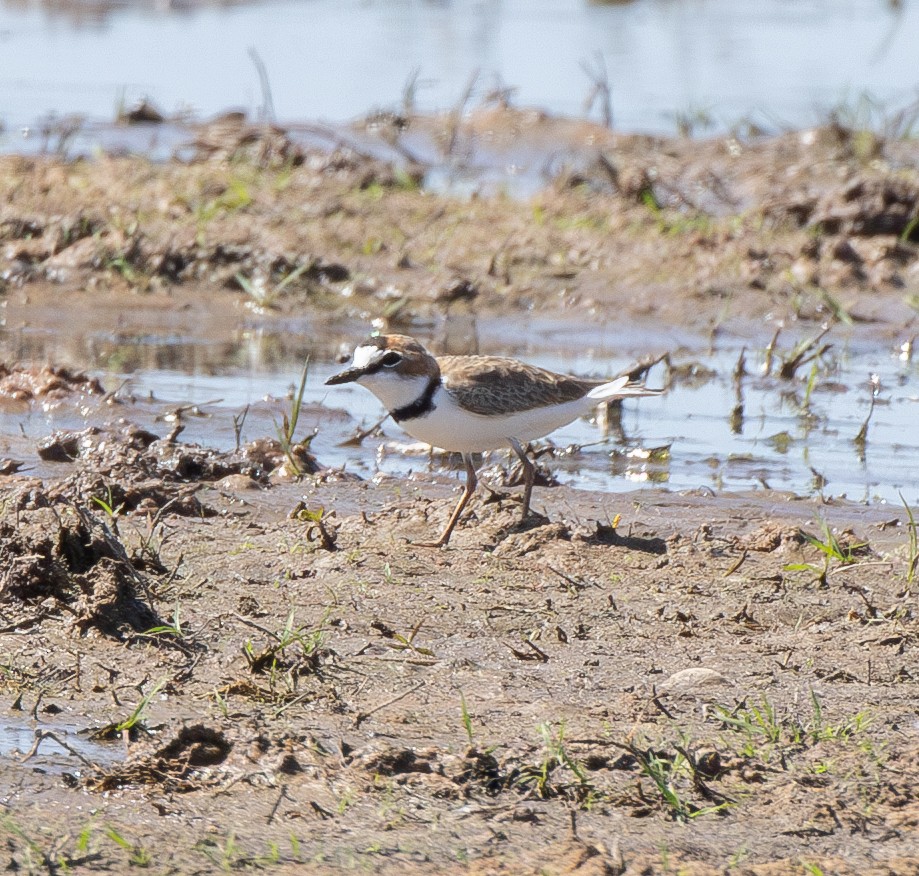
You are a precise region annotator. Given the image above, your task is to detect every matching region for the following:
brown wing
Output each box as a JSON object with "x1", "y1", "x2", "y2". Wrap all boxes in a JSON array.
[{"x1": 437, "y1": 355, "x2": 602, "y2": 415}]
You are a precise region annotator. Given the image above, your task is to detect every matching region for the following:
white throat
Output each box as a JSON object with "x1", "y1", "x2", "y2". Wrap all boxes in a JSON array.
[{"x1": 359, "y1": 372, "x2": 432, "y2": 415}]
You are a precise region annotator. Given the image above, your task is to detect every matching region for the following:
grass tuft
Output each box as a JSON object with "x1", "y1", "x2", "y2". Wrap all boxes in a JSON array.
[{"x1": 896, "y1": 491, "x2": 919, "y2": 585}]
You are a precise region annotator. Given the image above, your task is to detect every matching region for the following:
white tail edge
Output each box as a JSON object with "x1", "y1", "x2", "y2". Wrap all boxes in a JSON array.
[{"x1": 587, "y1": 376, "x2": 664, "y2": 401}]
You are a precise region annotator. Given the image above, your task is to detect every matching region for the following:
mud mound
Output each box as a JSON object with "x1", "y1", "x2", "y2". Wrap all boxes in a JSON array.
[
  {"x1": 0, "y1": 363, "x2": 105, "y2": 403},
  {"x1": 88, "y1": 722, "x2": 321, "y2": 793},
  {"x1": 782, "y1": 174, "x2": 919, "y2": 241},
  {"x1": 90, "y1": 724, "x2": 233, "y2": 793},
  {"x1": 37, "y1": 423, "x2": 321, "y2": 517},
  {"x1": 0, "y1": 501, "x2": 156, "y2": 636},
  {"x1": 39, "y1": 423, "x2": 318, "y2": 482},
  {"x1": 37, "y1": 423, "x2": 158, "y2": 463}
]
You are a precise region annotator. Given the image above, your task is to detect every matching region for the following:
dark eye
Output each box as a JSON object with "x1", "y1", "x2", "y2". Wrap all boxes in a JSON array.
[{"x1": 380, "y1": 352, "x2": 402, "y2": 367}]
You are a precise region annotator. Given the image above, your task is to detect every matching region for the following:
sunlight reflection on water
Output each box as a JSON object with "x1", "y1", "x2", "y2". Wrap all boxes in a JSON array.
[{"x1": 3, "y1": 319, "x2": 915, "y2": 506}]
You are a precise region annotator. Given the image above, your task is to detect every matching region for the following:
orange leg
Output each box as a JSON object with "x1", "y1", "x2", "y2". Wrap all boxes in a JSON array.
[{"x1": 416, "y1": 454, "x2": 478, "y2": 547}]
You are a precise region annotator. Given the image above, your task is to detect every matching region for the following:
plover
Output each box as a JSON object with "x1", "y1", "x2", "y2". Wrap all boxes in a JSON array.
[{"x1": 326, "y1": 334, "x2": 661, "y2": 546}]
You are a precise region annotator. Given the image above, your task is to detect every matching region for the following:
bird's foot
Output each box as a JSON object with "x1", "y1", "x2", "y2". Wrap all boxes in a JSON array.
[
  {"x1": 514, "y1": 509, "x2": 549, "y2": 529},
  {"x1": 409, "y1": 537, "x2": 450, "y2": 549}
]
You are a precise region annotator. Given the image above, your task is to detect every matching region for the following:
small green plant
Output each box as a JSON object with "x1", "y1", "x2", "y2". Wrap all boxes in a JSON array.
[
  {"x1": 235, "y1": 262, "x2": 313, "y2": 311},
  {"x1": 727, "y1": 845, "x2": 750, "y2": 868},
  {"x1": 211, "y1": 686, "x2": 229, "y2": 718},
  {"x1": 381, "y1": 617, "x2": 435, "y2": 658},
  {"x1": 107, "y1": 254, "x2": 147, "y2": 288},
  {"x1": 140, "y1": 602, "x2": 185, "y2": 639},
  {"x1": 93, "y1": 489, "x2": 125, "y2": 529},
  {"x1": 827, "y1": 90, "x2": 919, "y2": 149},
  {"x1": 619, "y1": 736, "x2": 733, "y2": 822},
  {"x1": 714, "y1": 691, "x2": 870, "y2": 760},
  {"x1": 104, "y1": 825, "x2": 152, "y2": 867},
  {"x1": 553, "y1": 213, "x2": 608, "y2": 232},
  {"x1": 805, "y1": 689, "x2": 871, "y2": 743},
  {"x1": 853, "y1": 374, "x2": 880, "y2": 452},
  {"x1": 514, "y1": 721, "x2": 593, "y2": 802},
  {"x1": 810, "y1": 520, "x2": 864, "y2": 561},
  {"x1": 640, "y1": 189, "x2": 713, "y2": 236},
  {"x1": 899, "y1": 491, "x2": 918, "y2": 584},
  {"x1": 801, "y1": 361, "x2": 819, "y2": 414},
  {"x1": 193, "y1": 177, "x2": 253, "y2": 241},
  {"x1": 0, "y1": 814, "x2": 46, "y2": 867},
  {"x1": 818, "y1": 287, "x2": 853, "y2": 325},
  {"x1": 786, "y1": 517, "x2": 866, "y2": 585},
  {"x1": 91, "y1": 677, "x2": 168, "y2": 741},
  {"x1": 460, "y1": 692, "x2": 474, "y2": 745},
  {"x1": 75, "y1": 822, "x2": 93, "y2": 855},
  {"x1": 242, "y1": 609, "x2": 330, "y2": 697},
  {"x1": 777, "y1": 326, "x2": 832, "y2": 380},
  {"x1": 271, "y1": 156, "x2": 299, "y2": 194},
  {"x1": 261, "y1": 841, "x2": 281, "y2": 865},
  {"x1": 638, "y1": 746, "x2": 693, "y2": 820},
  {"x1": 292, "y1": 503, "x2": 337, "y2": 551},
  {"x1": 232, "y1": 404, "x2": 250, "y2": 451},
  {"x1": 336, "y1": 787, "x2": 356, "y2": 815},
  {"x1": 669, "y1": 103, "x2": 715, "y2": 138},
  {"x1": 638, "y1": 747, "x2": 711, "y2": 821},
  {"x1": 713, "y1": 699, "x2": 782, "y2": 751},
  {"x1": 116, "y1": 676, "x2": 167, "y2": 734},
  {"x1": 901, "y1": 215, "x2": 919, "y2": 243},
  {"x1": 195, "y1": 831, "x2": 243, "y2": 872},
  {"x1": 130, "y1": 507, "x2": 177, "y2": 569},
  {"x1": 275, "y1": 360, "x2": 313, "y2": 477}
]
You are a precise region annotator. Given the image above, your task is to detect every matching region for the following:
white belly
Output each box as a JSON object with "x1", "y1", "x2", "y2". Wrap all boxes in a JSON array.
[{"x1": 397, "y1": 386, "x2": 597, "y2": 453}]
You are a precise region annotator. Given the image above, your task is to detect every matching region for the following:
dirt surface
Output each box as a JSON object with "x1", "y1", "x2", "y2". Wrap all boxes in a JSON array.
[{"x1": 1, "y1": 109, "x2": 918, "y2": 874}]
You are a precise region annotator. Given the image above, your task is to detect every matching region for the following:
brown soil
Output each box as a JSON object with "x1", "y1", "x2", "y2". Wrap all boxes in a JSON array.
[{"x1": 1, "y1": 108, "x2": 918, "y2": 874}]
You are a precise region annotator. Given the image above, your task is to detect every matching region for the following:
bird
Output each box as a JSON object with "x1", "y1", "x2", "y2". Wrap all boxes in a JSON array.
[{"x1": 326, "y1": 334, "x2": 662, "y2": 547}]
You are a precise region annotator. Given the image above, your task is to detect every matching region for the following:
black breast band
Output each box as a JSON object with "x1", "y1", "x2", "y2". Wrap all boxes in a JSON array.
[{"x1": 392, "y1": 377, "x2": 439, "y2": 422}]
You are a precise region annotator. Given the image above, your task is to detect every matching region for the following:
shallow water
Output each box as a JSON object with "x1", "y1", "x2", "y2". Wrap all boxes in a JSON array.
[
  {"x1": 1, "y1": 0, "x2": 917, "y2": 137},
  {"x1": 3, "y1": 315, "x2": 916, "y2": 507},
  {"x1": 0, "y1": 712, "x2": 119, "y2": 773}
]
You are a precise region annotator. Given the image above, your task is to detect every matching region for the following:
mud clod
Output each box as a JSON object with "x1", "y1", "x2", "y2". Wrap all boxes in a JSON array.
[
  {"x1": 360, "y1": 746, "x2": 436, "y2": 776},
  {"x1": 90, "y1": 724, "x2": 232, "y2": 792},
  {"x1": 0, "y1": 363, "x2": 104, "y2": 402},
  {"x1": 0, "y1": 504, "x2": 156, "y2": 635},
  {"x1": 741, "y1": 521, "x2": 805, "y2": 552},
  {"x1": 35, "y1": 424, "x2": 324, "y2": 518}
]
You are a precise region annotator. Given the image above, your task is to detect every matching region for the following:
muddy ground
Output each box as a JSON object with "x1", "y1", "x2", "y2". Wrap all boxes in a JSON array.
[{"x1": 1, "y1": 108, "x2": 918, "y2": 874}]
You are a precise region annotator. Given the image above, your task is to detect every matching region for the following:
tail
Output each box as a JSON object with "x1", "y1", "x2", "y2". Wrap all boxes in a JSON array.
[{"x1": 587, "y1": 375, "x2": 664, "y2": 402}]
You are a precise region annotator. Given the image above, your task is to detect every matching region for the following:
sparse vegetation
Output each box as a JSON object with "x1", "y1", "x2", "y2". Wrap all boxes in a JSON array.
[
  {"x1": 239, "y1": 608, "x2": 333, "y2": 706},
  {"x1": 0, "y1": 105, "x2": 917, "y2": 875},
  {"x1": 275, "y1": 359, "x2": 314, "y2": 477},
  {"x1": 901, "y1": 492, "x2": 918, "y2": 584},
  {"x1": 514, "y1": 721, "x2": 593, "y2": 802},
  {"x1": 291, "y1": 503, "x2": 339, "y2": 551},
  {"x1": 786, "y1": 517, "x2": 867, "y2": 585},
  {"x1": 235, "y1": 262, "x2": 314, "y2": 312},
  {"x1": 628, "y1": 739, "x2": 730, "y2": 822},
  {"x1": 713, "y1": 691, "x2": 871, "y2": 761},
  {"x1": 115, "y1": 676, "x2": 168, "y2": 734},
  {"x1": 140, "y1": 601, "x2": 186, "y2": 640}
]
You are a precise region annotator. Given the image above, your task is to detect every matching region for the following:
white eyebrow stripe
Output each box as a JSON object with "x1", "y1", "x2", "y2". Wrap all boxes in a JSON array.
[{"x1": 351, "y1": 345, "x2": 383, "y2": 370}]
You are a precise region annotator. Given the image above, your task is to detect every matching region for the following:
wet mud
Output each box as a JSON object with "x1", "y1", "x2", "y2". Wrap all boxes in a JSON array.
[{"x1": 1, "y1": 108, "x2": 918, "y2": 874}]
